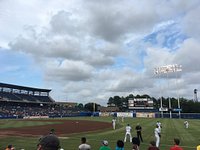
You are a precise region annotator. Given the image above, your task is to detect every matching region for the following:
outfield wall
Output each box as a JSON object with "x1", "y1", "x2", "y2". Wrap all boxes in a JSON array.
[
  {"x1": 155, "y1": 112, "x2": 200, "y2": 119},
  {"x1": 1, "y1": 112, "x2": 200, "y2": 119},
  {"x1": 97, "y1": 112, "x2": 200, "y2": 119}
]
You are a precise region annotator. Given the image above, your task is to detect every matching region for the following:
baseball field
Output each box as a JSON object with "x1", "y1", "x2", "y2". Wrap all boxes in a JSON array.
[{"x1": 0, "y1": 117, "x2": 199, "y2": 150}]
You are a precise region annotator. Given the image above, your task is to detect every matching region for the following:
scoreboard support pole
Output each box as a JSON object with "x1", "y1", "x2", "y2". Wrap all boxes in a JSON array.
[{"x1": 154, "y1": 64, "x2": 182, "y2": 119}]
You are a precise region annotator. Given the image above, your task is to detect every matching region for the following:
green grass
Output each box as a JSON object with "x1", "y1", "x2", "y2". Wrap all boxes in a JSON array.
[{"x1": 0, "y1": 117, "x2": 199, "y2": 150}]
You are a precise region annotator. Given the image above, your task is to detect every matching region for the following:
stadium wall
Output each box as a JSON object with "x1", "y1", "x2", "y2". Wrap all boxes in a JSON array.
[
  {"x1": 1, "y1": 112, "x2": 200, "y2": 119},
  {"x1": 155, "y1": 112, "x2": 200, "y2": 119}
]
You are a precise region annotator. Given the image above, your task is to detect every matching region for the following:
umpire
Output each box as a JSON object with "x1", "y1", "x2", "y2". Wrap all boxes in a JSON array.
[{"x1": 135, "y1": 123, "x2": 143, "y2": 142}]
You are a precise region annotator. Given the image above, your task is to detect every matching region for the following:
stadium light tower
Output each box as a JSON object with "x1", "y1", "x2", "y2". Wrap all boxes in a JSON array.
[
  {"x1": 154, "y1": 68, "x2": 164, "y2": 118},
  {"x1": 154, "y1": 64, "x2": 182, "y2": 119},
  {"x1": 174, "y1": 64, "x2": 182, "y2": 118},
  {"x1": 194, "y1": 89, "x2": 198, "y2": 102}
]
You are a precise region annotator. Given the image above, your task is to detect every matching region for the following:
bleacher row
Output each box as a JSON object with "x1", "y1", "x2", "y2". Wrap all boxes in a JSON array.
[
  {"x1": 0, "y1": 101, "x2": 87, "y2": 118},
  {"x1": 0, "y1": 91, "x2": 53, "y2": 103}
]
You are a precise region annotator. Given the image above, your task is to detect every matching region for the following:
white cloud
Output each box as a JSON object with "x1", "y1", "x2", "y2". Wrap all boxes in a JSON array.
[
  {"x1": 1, "y1": 0, "x2": 200, "y2": 105},
  {"x1": 84, "y1": 0, "x2": 161, "y2": 42},
  {"x1": 144, "y1": 47, "x2": 175, "y2": 70},
  {"x1": 175, "y1": 38, "x2": 200, "y2": 72},
  {"x1": 182, "y1": 5, "x2": 200, "y2": 39},
  {"x1": 43, "y1": 59, "x2": 93, "y2": 81}
]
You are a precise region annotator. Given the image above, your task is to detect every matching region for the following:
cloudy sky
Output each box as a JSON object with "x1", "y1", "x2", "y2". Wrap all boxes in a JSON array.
[{"x1": 0, "y1": 0, "x2": 200, "y2": 105}]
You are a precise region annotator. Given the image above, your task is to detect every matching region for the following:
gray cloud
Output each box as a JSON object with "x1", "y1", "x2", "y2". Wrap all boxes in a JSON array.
[
  {"x1": 44, "y1": 59, "x2": 93, "y2": 81},
  {"x1": 1, "y1": 0, "x2": 200, "y2": 105},
  {"x1": 182, "y1": 6, "x2": 200, "y2": 39},
  {"x1": 175, "y1": 38, "x2": 200, "y2": 73},
  {"x1": 84, "y1": 0, "x2": 160, "y2": 42}
]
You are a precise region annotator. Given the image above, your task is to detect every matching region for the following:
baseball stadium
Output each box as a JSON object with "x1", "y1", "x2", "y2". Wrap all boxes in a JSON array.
[
  {"x1": 0, "y1": 82, "x2": 200, "y2": 150},
  {"x1": 1, "y1": 0, "x2": 200, "y2": 150}
]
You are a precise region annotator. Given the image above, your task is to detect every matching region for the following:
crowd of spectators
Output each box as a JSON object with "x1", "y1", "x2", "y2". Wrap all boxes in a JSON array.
[
  {"x1": 0, "y1": 102, "x2": 85, "y2": 118},
  {"x1": 5, "y1": 136, "x2": 187, "y2": 150}
]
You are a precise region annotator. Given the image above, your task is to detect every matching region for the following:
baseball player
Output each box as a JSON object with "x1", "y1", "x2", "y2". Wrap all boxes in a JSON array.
[
  {"x1": 184, "y1": 120, "x2": 189, "y2": 128},
  {"x1": 122, "y1": 115, "x2": 124, "y2": 123},
  {"x1": 156, "y1": 121, "x2": 162, "y2": 133},
  {"x1": 156, "y1": 121, "x2": 162, "y2": 128},
  {"x1": 135, "y1": 123, "x2": 143, "y2": 142},
  {"x1": 154, "y1": 124, "x2": 161, "y2": 147},
  {"x1": 124, "y1": 124, "x2": 132, "y2": 142},
  {"x1": 112, "y1": 118, "x2": 116, "y2": 130}
]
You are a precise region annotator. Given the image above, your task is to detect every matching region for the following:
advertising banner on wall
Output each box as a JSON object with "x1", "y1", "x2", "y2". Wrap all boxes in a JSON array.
[
  {"x1": 23, "y1": 116, "x2": 49, "y2": 119},
  {"x1": 136, "y1": 112, "x2": 155, "y2": 118},
  {"x1": 159, "y1": 107, "x2": 168, "y2": 111},
  {"x1": 99, "y1": 112, "x2": 110, "y2": 117},
  {"x1": 117, "y1": 112, "x2": 133, "y2": 117}
]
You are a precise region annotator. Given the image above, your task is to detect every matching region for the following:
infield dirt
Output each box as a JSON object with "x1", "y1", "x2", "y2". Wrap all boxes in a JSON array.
[{"x1": 0, "y1": 119, "x2": 111, "y2": 137}]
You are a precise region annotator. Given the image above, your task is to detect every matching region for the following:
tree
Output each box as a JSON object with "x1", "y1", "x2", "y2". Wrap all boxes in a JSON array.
[
  {"x1": 121, "y1": 96, "x2": 128, "y2": 111},
  {"x1": 84, "y1": 103, "x2": 100, "y2": 112},
  {"x1": 141, "y1": 94, "x2": 151, "y2": 98},
  {"x1": 113, "y1": 96, "x2": 122, "y2": 107},
  {"x1": 107, "y1": 97, "x2": 114, "y2": 106},
  {"x1": 128, "y1": 94, "x2": 134, "y2": 98},
  {"x1": 77, "y1": 103, "x2": 84, "y2": 109},
  {"x1": 107, "y1": 93, "x2": 200, "y2": 113}
]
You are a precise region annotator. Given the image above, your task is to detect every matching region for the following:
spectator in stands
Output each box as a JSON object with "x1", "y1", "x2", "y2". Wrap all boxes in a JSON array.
[
  {"x1": 132, "y1": 137, "x2": 140, "y2": 150},
  {"x1": 79, "y1": 137, "x2": 91, "y2": 150},
  {"x1": 37, "y1": 134, "x2": 60, "y2": 150},
  {"x1": 148, "y1": 141, "x2": 159, "y2": 150},
  {"x1": 115, "y1": 140, "x2": 124, "y2": 150},
  {"x1": 50, "y1": 128, "x2": 55, "y2": 135},
  {"x1": 170, "y1": 138, "x2": 183, "y2": 150},
  {"x1": 197, "y1": 143, "x2": 200, "y2": 150},
  {"x1": 99, "y1": 140, "x2": 111, "y2": 150},
  {"x1": 5, "y1": 144, "x2": 15, "y2": 150}
]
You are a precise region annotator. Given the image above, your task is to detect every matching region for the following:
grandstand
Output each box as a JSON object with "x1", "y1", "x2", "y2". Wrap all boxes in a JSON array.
[
  {"x1": 0, "y1": 82, "x2": 58, "y2": 118},
  {"x1": 0, "y1": 82, "x2": 54, "y2": 103},
  {"x1": 0, "y1": 82, "x2": 89, "y2": 119}
]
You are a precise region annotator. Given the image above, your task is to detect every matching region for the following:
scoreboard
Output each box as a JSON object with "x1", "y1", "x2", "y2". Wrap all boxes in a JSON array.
[{"x1": 128, "y1": 98, "x2": 154, "y2": 109}]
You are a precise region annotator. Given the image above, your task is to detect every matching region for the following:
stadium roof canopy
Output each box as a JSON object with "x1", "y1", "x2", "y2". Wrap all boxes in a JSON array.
[{"x1": 0, "y1": 82, "x2": 51, "y2": 93}]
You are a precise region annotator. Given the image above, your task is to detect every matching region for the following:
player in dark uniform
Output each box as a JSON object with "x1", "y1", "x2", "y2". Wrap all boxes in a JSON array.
[{"x1": 135, "y1": 123, "x2": 143, "y2": 142}]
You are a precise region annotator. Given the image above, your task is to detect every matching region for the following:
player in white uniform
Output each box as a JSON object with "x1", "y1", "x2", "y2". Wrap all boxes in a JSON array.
[
  {"x1": 154, "y1": 125, "x2": 161, "y2": 147},
  {"x1": 122, "y1": 115, "x2": 124, "y2": 123},
  {"x1": 184, "y1": 120, "x2": 189, "y2": 128},
  {"x1": 112, "y1": 118, "x2": 116, "y2": 130},
  {"x1": 124, "y1": 124, "x2": 132, "y2": 142},
  {"x1": 156, "y1": 121, "x2": 162, "y2": 133},
  {"x1": 156, "y1": 121, "x2": 162, "y2": 128}
]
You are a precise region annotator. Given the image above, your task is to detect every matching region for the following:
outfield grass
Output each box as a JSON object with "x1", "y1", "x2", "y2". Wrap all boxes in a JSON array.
[{"x1": 0, "y1": 117, "x2": 199, "y2": 150}]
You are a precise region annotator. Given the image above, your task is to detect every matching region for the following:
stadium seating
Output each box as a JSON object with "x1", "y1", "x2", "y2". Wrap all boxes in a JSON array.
[{"x1": 0, "y1": 91, "x2": 21, "y2": 101}]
